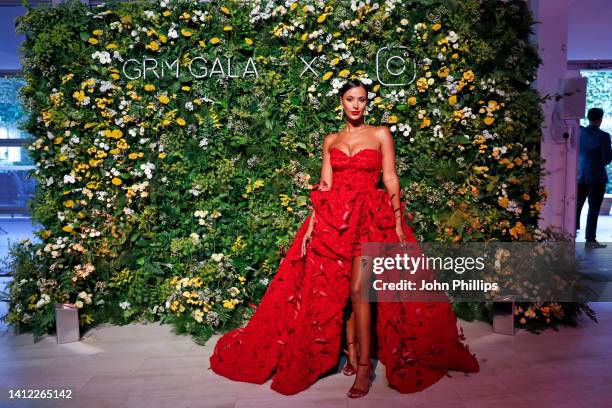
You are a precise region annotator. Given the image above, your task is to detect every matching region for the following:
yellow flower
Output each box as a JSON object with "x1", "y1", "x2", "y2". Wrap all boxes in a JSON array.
[
  {"x1": 245, "y1": 37, "x2": 253, "y2": 46},
  {"x1": 159, "y1": 152, "x2": 167, "y2": 159},
  {"x1": 498, "y1": 196, "x2": 509, "y2": 208},
  {"x1": 220, "y1": 6, "x2": 230, "y2": 14},
  {"x1": 437, "y1": 67, "x2": 450, "y2": 78},
  {"x1": 223, "y1": 26, "x2": 232, "y2": 31},
  {"x1": 111, "y1": 177, "x2": 123, "y2": 186},
  {"x1": 338, "y1": 69, "x2": 350, "y2": 78},
  {"x1": 484, "y1": 116, "x2": 495, "y2": 126},
  {"x1": 181, "y1": 85, "x2": 190, "y2": 91},
  {"x1": 448, "y1": 95, "x2": 457, "y2": 105},
  {"x1": 53, "y1": 137, "x2": 64, "y2": 145},
  {"x1": 463, "y1": 70, "x2": 475, "y2": 82},
  {"x1": 388, "y1": 115, "x2": 398, "y2": 124},
  {"x1": 128, "y1": 153, "x2": 139, "y2": 160},
  {"x1": 432, "y1": 23, "x2": 442, "y2": 31},
  {"x1": 452, "y1": 53, "x2": 459, "y2": 60},
  {"x1": 147, "y1": 41, "x2": 160, "y2": 51},
  {"x1": 331, "y1": 57, "x2": 340, "y2": 65},
  {"x1": 158, "y1": 95, "x2": 171, "y2": 104},
  {"x1": 144, "y1": 84, "x2": 155, "y2": 91},
  {"x1": 210, "y1": 37, "x2": 220, "y2": 44},
  {"x1": 176, "y1": 118, "x2": 186, "y2": 126},
  {"x1": 317, "y1": 14, "x2": 327, "y2": 23},
  {"x1": 419, "y1": 117, "x2": 431, "y2": 128},
  {"x1": 416, "y1": 77, "x2": 428, "y2": 92},
  {"x1": 111, "y1": 129, "x2": 123, "y2": 139},
  {"x1": 63, "y1": 225, "x2": 74, "y2": 233},
  {"x1": 93, "y1": 29, "x2": 103, "y2": 36},
  {"x1": 162, "y1": 10, "x2": 171, "y2": 17},
  {"x1": 64, "y1": 200, "x2": 75, "y2": 208},
  {"x1": 106, "y1": 43, "x2": 118, "y2": 50},
  {"x1": 300, "y1": 32, "x2": 308, "y2": 41},
  {"x1": 322, "y1": 71, "x2": 333, "y2": 81},
  {"x1": 181, "y1": 28, "x2": 192, "y2": 37},
  {"x1": 407, "y1": 96, "x2": 417, "y2": 106}
]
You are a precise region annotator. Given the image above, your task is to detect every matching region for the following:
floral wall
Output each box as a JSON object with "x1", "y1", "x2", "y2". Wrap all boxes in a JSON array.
[{"x1": 4, "y1": 0, "x2": 588, "y2": 341}]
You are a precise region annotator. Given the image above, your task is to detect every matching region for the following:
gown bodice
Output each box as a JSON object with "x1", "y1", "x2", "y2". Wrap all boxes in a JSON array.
[{"x1": 328, "y1": 147, "x2": 382, "y2": 192}]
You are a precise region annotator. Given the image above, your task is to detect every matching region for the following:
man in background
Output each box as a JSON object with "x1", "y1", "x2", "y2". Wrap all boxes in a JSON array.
[{"x1": 576, "y1": 108, "x2": 612, "y2": 249}]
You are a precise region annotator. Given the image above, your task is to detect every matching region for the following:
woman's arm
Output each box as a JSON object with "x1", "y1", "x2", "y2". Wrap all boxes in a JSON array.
[{"x1": 379, "y1": 127, "x2": 403, "y2": 228}]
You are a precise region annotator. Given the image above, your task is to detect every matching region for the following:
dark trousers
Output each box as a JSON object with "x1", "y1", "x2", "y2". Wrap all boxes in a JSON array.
[{"x1": 576, "y1": 182, "x2": 606, "y2": 241}]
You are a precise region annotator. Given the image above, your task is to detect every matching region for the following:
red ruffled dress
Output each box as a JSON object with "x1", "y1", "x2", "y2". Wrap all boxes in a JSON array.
[{"x1": 209, "y1": 147, "x2": 479, "y2": 395}]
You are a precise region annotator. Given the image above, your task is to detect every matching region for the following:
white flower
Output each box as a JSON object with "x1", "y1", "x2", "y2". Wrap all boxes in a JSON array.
[
  {"x1": 119, "y1": 301, "x2": 131, "y2": 310},
  {"x1": 211, "y1": 253, "x2": 224, "y2": 262},
  {"x1": 92, "y1": 51, "x2": 111, "y2": 64},
  {"x1": 75, "y1": 300, "x2": 84, "y2": 309}
]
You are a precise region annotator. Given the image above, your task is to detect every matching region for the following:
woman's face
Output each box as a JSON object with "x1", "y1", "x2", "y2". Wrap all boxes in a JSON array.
[{"x1": 340, "y1": 86, "x2": 368, "y2": 120}]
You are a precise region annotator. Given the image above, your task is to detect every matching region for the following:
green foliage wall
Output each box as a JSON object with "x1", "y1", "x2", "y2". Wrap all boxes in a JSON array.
[{"x1": 6, "y1": 0, "x2": 574, "y2": 341}]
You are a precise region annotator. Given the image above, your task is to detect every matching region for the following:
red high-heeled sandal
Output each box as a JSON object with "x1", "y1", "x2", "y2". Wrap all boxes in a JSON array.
[
  {"x1": 347, "y1": 361, "x2": 374, "y2": 398},
  {"x1": 342, "y1": 340, "x2": 358, "y2": 376}
]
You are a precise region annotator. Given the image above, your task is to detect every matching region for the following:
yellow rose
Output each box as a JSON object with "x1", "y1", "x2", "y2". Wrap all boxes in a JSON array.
[
  {"x1": 317, "y1": 14, "x2": 327, "y2": 23},
  {"x1": 88, "y1": 38, "x2": 99, "y2": 45},
  {"x1": 128, "y1": 153, "x2": 139, "y2": 160},
  {"x1": 245, "y1": 37, "x2": 253, "y2": 45},
  {"x1": 338, "y1": 69, "x2": 350, "y2": 77},
  {"x1": 144, "y1": 84, "x2": 155, "y2": 91},
  {"x1": 448, "y1": 95, "x2": 457, "y2": 105},
  {"x1": 93, "y1": 29, "x2": 103, "y2": 36},
  {"x1": 223, "y1": 26, "x2": 232, "y2": 31},
  {"x1": 388, "y1": 115, "x2": 398, "y2": 124},
  {"x1": 484, "y1": 116, "x2": 495, "y2": 126},
  {"x1": 181, "y1": 28, "x2": 192, "y2": 37},
  {"x1": 147, "y1": 41, "x2": 159, "y2": 51},
  {"x1": 210, "y1": 37, "x2": 220, "y2": 44},
  {"x1": 408, "y1": 96, "x2": 417, "y2": 106},
  {"x1": 220, "y1": 6, "x2": 230, "y2": 14},
  {"x1": 432, "y1": 23, "x2": 442, "y2": 31},
  {"x1": 111, "y1": 129, "x2": 123, "y2": 139},
  {"x1": 111, "y1": 177, "x2": 123, "y2": 186},
  {"x1": 106, "y1": 43, "x2": 118, "y2": 50},
  {"x1": 181, "y1": 85, "x2": 190, "y2": 91},
  {"x1": 162, "y1": 10, "x2": 171, "y2": 17},
  {"x1": 64, "y1": 200, "x2": 75, "y2": 208},
  {"x1": 322, "y1": 71, "x2": 333, "y2": 81},
  {"x1": 158, "y1": 95, "x2": 170, "y2": 104},
  {"x1": 176, "y1": 118, "x2": 186, "y2": 126},
  {"x1": 159, "y1": 152, "x2": 167, "y2": 159}
]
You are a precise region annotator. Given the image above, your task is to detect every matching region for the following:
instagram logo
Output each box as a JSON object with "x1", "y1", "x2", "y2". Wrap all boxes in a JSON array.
[{"x1": 375, "y1": 46, "x2": 416, "y2": 87}]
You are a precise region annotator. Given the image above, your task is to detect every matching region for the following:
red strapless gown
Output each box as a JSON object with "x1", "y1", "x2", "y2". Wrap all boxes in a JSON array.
[{"x1": 209, "y1": 148, "x2": 479, "y2": 395}]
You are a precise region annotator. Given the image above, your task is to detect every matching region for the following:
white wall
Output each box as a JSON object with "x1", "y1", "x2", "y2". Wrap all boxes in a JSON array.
[{"x1": 568, "y1": 0, "x2": 612, "y2": 60}]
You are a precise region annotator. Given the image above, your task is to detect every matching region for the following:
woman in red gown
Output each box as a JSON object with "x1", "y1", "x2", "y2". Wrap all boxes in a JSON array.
[{"x1": 209, "y1": 79, "x2": 479, "y2": 398}]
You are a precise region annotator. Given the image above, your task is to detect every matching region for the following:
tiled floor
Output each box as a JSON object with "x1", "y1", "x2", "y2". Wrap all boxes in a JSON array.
[{"x1": 0, "y1": 303, "x2": 611, "y2": 408}]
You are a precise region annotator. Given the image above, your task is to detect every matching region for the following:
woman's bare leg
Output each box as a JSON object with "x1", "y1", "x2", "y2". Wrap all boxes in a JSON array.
[
  {"x1": 345, "y1": 309, "x2": 358, "y2": 370},
  {"x1": 348, "y1": 255, "x2": 372, "y2": 393}
]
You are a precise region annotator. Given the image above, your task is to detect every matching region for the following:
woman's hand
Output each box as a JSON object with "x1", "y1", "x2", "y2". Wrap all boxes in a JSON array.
[{"x1": 301, "y1": 228, "x2": 313, "y2": 257}]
